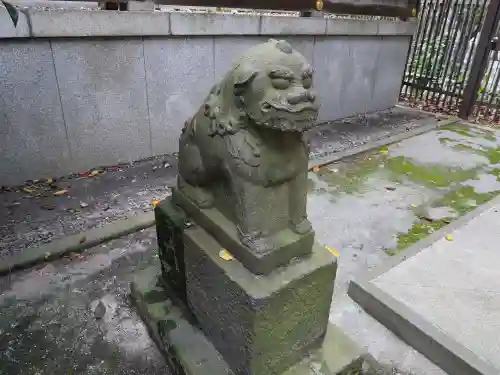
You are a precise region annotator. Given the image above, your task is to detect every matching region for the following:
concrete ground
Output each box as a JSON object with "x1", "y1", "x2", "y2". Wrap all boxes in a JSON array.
[{"x1": 0, "y1": 107, "x2": 458, "y2": 375}]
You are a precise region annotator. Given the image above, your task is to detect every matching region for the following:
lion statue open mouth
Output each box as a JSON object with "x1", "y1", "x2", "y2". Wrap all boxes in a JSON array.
[{"x1": 172, "y1": 39, "x2": 320, "y2": 273}]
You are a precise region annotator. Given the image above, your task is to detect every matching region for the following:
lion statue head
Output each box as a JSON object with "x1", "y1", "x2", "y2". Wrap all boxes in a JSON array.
[{"x1": 204, "y1": 39, "x2": 319, "y2": 136}]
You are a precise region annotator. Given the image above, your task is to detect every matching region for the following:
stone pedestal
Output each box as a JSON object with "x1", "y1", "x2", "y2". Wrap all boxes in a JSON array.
[
  {"x1": 154, "y1": 199, "x2": 189, "y2": 303},
  {"x1": 184, "y1": 225, "x2": 336, "y2": 375},
  {"x1": 131, "y1": 259, "x2": 365, "y2": 375},
  {"x1": 131, "y1": 197, "x2": 366, "y2": 375}
]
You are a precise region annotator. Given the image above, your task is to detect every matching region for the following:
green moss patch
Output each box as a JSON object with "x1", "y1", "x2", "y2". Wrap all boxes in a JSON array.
[
  {"x1": 441, "y1": 122, "x2": 497, "y2": 141},
  {"x1": 386, "y1": 185, "x2": 500, "y2": 255},
  {"x1": 310, "y1": 123, "x2": 500, "y2": 257},
  {"x1": 385, "y1": 156, "x2": 479, "y2": 188},
  {"x1": 386, "y1": 220, "x2": 446, "y2": 256},
  {"x1": 314, "y1": 154, "x2": 384, "y2": 195}
]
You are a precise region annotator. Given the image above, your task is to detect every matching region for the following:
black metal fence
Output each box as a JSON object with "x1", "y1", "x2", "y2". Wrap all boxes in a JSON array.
[{"x1": 401, "y1": 0, "x2": 500, "y2": 121}]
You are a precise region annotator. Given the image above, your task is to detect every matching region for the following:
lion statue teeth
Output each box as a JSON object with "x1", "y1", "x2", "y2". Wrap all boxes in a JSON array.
[{"x1": 172, "y1": 39, "x2": 320, "y2": 273}]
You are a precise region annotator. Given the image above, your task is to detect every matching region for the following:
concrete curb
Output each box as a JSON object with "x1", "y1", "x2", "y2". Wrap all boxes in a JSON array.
[
  {"x1": 1, "y1": 116, "x2": 453, "y2": 276},
  {"x1": 348, "y1": 195, "x2": 500, "y2": 375},
  {"x1": 0, "y1": 211, "x2": 155, "y2": 276}
]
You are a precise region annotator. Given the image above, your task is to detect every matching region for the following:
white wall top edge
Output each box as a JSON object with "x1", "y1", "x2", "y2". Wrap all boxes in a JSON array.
[{"x1": 0, "y1": 7, "x2": 416, "y2": 39}]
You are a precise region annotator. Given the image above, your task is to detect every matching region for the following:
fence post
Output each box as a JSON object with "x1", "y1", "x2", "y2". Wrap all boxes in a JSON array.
[{"x1": 459, "y1": 0, "x2": 500, "y2": 119}]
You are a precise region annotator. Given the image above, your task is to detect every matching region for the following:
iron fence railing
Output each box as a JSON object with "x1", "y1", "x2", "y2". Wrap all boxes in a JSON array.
[{"x1": 401, "y1": 0, "x2": 500, "y2": 121}]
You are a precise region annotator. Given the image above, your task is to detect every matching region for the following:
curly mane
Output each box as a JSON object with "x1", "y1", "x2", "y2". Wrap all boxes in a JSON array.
[{"x1": 204, "y1": 63, "x2": 257, "y2": 137}]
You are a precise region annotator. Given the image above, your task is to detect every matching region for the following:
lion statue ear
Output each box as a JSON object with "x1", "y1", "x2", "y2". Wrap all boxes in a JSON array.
[{"x1": 233, "y1": 64, "x2": 258, "y2": 96}]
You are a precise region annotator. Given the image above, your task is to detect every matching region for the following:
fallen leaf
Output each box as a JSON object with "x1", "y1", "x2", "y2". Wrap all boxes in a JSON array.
[
  {"x1": 385, "y1": 186, "x2": 396, "y2": 191},
  {"x1": 152, "y1": 199, "x2": 160, "y2": 207},
  {"x1": 326, "y1": 246, "x2": 339, "y2": 257},
  {"x1": 445, "y1": 234, "x2": 453, "y2": 241},
  {"x1": 22, "y1": 187, "x2": 35, "y2": 194},
  {"x1": 380, "y1": 146, "x2": 389, "y2": 154},
  {"x1": 312, "y1": 166, "x2": 320, "y2": 173},
  {"x1": 53, "y1": 189, "x2": 68, "y2": 196},
  {"x1": 46, "y1": 178, "x2": 53, "y2": 184},
  {"x1": 79, "y1": 236, "x2": 86, "y2": 244},
  {"x1": 90, "y1": 170, "x2": 100, "y2": 177},
  {"x1": 44, "y1": 252, "x2": 51, "y2": 260},
  {"x1": 94, "y1": 300, "x2": 106, "y2": 320},
  {"x1": 410, "y1": 203, "x2": 417, "y2": 208},
  {"x1": 219, "y1": 249, "x2": 234, "y2": 261},
  {"x1": 80, "y1": 202, "x2": 89, "y2": 208},
  {"x1": 69, "y1": 252, "x2": 84, "y2": 260}
]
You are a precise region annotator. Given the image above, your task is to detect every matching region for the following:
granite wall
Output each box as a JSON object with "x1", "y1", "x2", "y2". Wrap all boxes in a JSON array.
[{"x1": 0, "y1": 8, "x2": 415, "y2": 185}]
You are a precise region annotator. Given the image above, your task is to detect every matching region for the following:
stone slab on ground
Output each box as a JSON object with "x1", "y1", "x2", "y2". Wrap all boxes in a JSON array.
[
  {"x1": 349, "y1": 195, "x2": 500, "y2": 375},
  {"x1": 130, "y1": 264, "x2": 365, "y2": 375}
]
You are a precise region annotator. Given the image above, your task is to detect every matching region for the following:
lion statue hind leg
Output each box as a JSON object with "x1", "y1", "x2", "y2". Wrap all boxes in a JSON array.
[{"x1": 177, "y1": 141, "x2": 214, "y2": 209}]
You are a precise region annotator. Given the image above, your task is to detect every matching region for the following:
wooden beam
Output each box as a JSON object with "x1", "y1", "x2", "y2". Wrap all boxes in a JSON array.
[
  {"x1": 65, "y1": 0, "x2": 415, "y2": 17},
  {"x1": 153, "y1": 0, "x2": 413, "y2": 17},
  {"x1": 323, "y1": 0, "x2": 412, "y2": 18}
]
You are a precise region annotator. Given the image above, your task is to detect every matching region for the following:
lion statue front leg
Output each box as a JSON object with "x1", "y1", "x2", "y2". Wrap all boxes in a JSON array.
[
  {"x1": 231, "y1": 175, "x2": 286, "y2": 254},
  {"x1": 289, "y1": 170, "x2": 313, "y2": 235}
]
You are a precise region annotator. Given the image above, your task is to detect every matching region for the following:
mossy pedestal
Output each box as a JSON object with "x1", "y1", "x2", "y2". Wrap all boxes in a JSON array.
[
  {"x1": 131, "y1": 264, "x2": 366, "y2": 375},
  {"x1": 131, "y1": 197, "x2": 365, "y2": 375},
  {"x1": 154, "y1": 199, "x2": 189, "y2": 303}
]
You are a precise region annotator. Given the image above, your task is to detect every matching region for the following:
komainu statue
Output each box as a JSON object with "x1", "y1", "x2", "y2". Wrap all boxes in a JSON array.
[{"x1": 172, "y1": 39, "x2": 320, "y2": 274}]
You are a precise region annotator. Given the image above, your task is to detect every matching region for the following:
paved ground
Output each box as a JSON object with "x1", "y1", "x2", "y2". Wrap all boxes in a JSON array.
[
  {"x1": 0, "y1": 229, "x2": 165, "y2": 375},
  {"x1": 314, "y1": 121, "x2": 500, "y2": 375},
  {"x1": 0, "y1": 107, "x2": 458, "y2": 375}
]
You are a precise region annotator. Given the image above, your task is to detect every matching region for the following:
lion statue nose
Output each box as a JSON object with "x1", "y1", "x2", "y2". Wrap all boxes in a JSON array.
[{"x1": 287, "y1": 90, "x2": 316, "y2": 105}]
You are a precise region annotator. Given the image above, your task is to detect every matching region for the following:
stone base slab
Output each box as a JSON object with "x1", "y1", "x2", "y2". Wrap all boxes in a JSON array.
[
  {"x1": 172, "y1": 187, "x2": 314, "y2": 275},
  {"x1": 130, "y1": 264, "x2": 366, "y2": 375}
]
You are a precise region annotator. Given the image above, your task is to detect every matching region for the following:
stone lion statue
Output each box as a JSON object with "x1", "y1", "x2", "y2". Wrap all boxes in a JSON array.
[{"x1": 172, "y1": 39, "x2": 319, "y2": 272}]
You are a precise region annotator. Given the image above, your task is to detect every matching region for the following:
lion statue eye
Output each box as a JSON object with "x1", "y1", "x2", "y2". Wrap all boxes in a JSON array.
[
  {"x1": 302, "y1": 77, "x2": 312, "y2": 89},
  {"x1": 271, "y1": 78, "x2": 291, "y2": 90}
]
